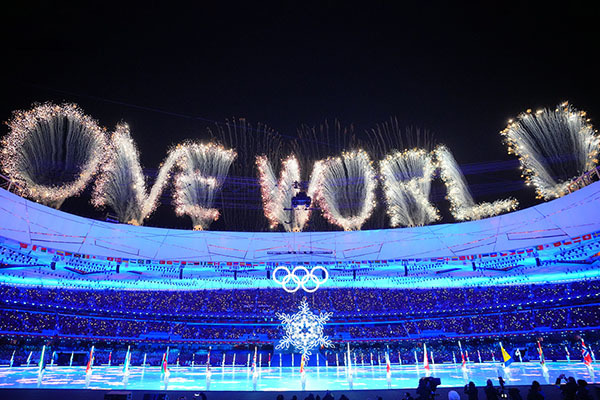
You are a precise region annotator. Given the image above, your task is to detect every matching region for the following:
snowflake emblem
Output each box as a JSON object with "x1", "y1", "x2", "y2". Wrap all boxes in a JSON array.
[{"x1": 276, "y1": 298, "x2": 333, "y2": 359}]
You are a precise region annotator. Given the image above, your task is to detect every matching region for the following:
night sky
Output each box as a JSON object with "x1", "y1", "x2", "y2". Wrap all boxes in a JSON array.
[{"x1": 1, "y1": 3, "x2": 599, "y2": 230}]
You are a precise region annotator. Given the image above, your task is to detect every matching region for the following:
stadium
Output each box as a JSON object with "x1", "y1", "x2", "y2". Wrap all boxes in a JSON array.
[
  {"x1": 0, "y1": 100, "x2": 599, "y2": 400},
  {"x1": 2, "y1": 4, "x2": 600, "y2": 397}
]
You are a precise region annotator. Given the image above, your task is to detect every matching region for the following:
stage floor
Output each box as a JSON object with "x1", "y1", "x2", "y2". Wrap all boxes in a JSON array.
[{"x1": 0, "y1": 362, "x2": 596, "y2": 392}]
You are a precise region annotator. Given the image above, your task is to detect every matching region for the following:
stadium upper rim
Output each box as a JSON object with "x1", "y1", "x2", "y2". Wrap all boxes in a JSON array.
[
  {"x1": 1, "y1": 178, "x2": 600, "y2": 290},
  {"x1": 0, "y1": 177, "x2": 599, "y2": 264}
]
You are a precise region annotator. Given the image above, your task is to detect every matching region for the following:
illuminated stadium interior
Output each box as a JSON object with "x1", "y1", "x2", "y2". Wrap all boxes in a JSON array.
[{"x1": 1, "y1": 104, "x2": 600, "y2": 395}]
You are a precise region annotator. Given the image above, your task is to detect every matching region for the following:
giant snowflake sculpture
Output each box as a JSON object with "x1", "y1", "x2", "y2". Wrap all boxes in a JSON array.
[{"x1": 276, "y1": 298, "x2": 333, "y2": 359}]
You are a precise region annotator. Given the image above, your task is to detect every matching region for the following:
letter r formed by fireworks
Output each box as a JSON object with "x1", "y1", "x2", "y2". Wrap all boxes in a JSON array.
[{"x1": 276, "y1": 298, "x2": 333, "y2": 359}]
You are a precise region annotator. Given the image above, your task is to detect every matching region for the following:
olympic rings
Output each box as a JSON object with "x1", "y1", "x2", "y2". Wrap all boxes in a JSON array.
[{"x1": 272, "y1": 265, "x2": 329, "y2": 293}]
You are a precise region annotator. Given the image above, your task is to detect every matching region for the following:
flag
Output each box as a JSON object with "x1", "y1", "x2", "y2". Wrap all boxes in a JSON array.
[
  {"x1": 161, "y1": 353, "x2": 168, "y2": 374},
  {"x1": 300, "y1": 353, "x2": 305, "y2": 374},
  {"x1": 108, "y1": 351, "x2": 112, "y2": 366},
  {"x1": 385, "y1": 351, "x2": 391, "y2": 374},
  {"x1": 500, "y1": 342, "x2": 513, "y2": 368},
  {"x1": 10, "y1": 350, "x2": 15, "y2": 368},
  {"x1": 161, "y1": 346, "x2": 170, "y2": 375},
  {"x1": 207, "y1": 346, "x2": 211, "y2": 370},
  {"x1": 347, "y1": 342, "x2": 352, "y2": 372},
  {"x1": 458, "y1": 341, "x2": 466, "y2": 368},
  {"x1": 582, "y1": 339, "x2": 593, "y2": 366},
  {"x1": 423, "y1": 343, "x2": 430, "y2": 370},
  {"x1": 123, "y1": 346, "x2": 131, "y2": 374},
  {"x1": 26, "y1": 351, "x2": 32, "y2": 366},
  {"x1": 86, "y1": 346, "x2": 95, "y2": 374},
  {"x1": 537, "y1": 341, "x2": 545, "y2": 365},
  {"x1": 251, "y1": 346, "x2": 258, "y2": 376},
  {"x1": 38, "y1": 345, "x2": 46, "y2": 372}
]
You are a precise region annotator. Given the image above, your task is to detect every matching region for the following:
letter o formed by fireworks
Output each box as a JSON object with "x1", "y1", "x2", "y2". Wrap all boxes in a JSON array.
[
  {"x1": 273, "y1": 265, "x2": 329, "y2": 293},
  {"x1": 1, "y1": 103, "x2": 107, "y2": 208}
]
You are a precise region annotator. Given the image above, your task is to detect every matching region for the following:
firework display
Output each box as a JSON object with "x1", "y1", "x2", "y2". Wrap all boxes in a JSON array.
[
  {"x1": 209, "y1": 118, "x2": 284, "y2": 231},
  {"x1": 501, "y1": 102, "x2": 600, "y2": 200},
  {"x1": 315, "y1": 150, "x2": 377, "y2": 231},
  {"x1": 1, "y1": 103, "x2": 106, "y2": 208},
  {"x1": 435, "y1": 145, "x2": 518, "y2": 221},
  {"x1": 1, "y1": 101, "x2": 598, "y2": 231},
  {"x1": 257, "y1": 155, "x2": 300, "y2": 231},
  {"x1": 379, "y1": 149, "x2": 440, "y2": 227},
  {"x1": 173, "y1": 142, "x2": 237, "y2": 230},
  {"x1": 367, "y1": 118, "x2": 434, "y2": 156},
  {"x1": 92, "y1": 124, "x2": 183, "y2": 225}
]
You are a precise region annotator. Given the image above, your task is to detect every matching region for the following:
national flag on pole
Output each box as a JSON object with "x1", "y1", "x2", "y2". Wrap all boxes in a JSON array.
[
  {"x1": 385, "y1": 351, "x2": 391, "y2": 374},
  {"x1": 458, "y1": 341, "x2": 466, "y2": 368},
  {"x1": 500, "y1": 342, "x2": 513, "y2": 368},
  {"x1": 123, "y1": 346, "x2": 131, "y2": 374},
  {"x1": 300, "y1": 353, "x2": 306, "y2": 374},
  {"x1": 251, "y1": 346, "x2": 258, "y2": 376},
  {"x1": 582, "y1": 339, "x2": 593, "y2": 366},
  {"x1": 108, "y1": 351, "x2": 112, "y2": 366},
  {"x1": 10, "y1": 350, "x2": 15, "y2": 368},
  {"x1": 207, "y1": 346, "x2": 211, "y2": 370},
  {"x1": 423, "y1": 343, "x2": 430, "y2": 370},
  {"x1": 26, "y1": 351, "x2": 32, "y2": 366},
  {"x1": 86, "y1": 346, "x2": 95, "y2": 374},
  {"x1": 161, "y1": 347, "x2": 170, "y2": 375},
  {"x1": 38, "y1": 345, "x2": 46, "y2": 372},
  {"x1": 161, "y1": 353, "x2": 168, "y2": 374},
  {"x1": 537, "y1": 341, "x2": 545, "y2": 365},
  {"x1": 347, "y1": 342, "x2": 352, "y2": 372}
]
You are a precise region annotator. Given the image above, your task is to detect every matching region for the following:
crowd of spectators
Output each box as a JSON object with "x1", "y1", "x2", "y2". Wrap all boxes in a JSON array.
[
  {"x1": 0, "y1": 280, "x2": 598, "y2": 354},
  {"x1": 1, "y1": 279, "x2": 599, "y2": 319}
]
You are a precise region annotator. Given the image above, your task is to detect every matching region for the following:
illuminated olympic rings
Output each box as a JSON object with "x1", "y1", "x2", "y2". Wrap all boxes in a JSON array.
[{"x1": 272, "y1": 265, "x2": 329, "y2": 293}]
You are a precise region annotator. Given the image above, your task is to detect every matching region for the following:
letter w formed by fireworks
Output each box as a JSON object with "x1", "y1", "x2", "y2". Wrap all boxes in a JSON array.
[
  {"x1": 276, "y1": 298, "x2": 333, "y2": 359},
  {"x1": 256, "y1": 155, "x2": 321, "y2": 232}
]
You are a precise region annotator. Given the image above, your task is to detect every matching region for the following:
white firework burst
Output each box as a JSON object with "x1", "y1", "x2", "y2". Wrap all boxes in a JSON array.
[
  {"x1": 92, "y1": 123, "x2": 183, "y2": 225},
  {"x1": 435, "y1": 145, "x2": 518, "y2": 221},
  {"x1": 501, "y1": 102, "x2": 600, "y2": 199},
  {"x1": 315, "y1": 149, "x2": 377, "y2": 231},
  {"x1": 1, "y1": 103, "x2": 107, "y2": 208},
  {"x1": 256, "y1": 155, "x2": 322, "y2": 232},
  {"x1": 173, "y1": 142, "x2": 236, "y2": 230},
  {"x1": 379, "y1": 148, "x2": 440, "y2": 227}
]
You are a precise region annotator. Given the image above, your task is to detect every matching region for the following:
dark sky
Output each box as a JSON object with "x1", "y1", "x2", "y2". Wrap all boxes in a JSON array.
[{"x1": 1, "y1": 3, "x2": 599, "y2": 230}]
